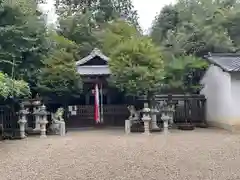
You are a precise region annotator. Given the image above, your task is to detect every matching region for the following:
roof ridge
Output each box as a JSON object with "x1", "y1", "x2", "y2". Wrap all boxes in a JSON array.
[
  {"x1": 76, "y1": 48, "x2": 109, "y2": 66},
  {"x1": 207, "y1": 53, "x2": 240, "y2": 57}
]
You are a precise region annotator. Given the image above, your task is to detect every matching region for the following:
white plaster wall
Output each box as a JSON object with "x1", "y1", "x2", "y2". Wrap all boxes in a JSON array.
[
  {"x1": 230, "y1": 73, "x2": 240, "y2": 124},
  {"x1": 201, "y1": 65, "x2": 232, "y2": 124}
]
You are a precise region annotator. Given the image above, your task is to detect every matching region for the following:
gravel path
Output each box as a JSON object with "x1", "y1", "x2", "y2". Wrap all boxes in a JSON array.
[{"x1": 0, "y1": 128, "x2": 240, "y2": 180}]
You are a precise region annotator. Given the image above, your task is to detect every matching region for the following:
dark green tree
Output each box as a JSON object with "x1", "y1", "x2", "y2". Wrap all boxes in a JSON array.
[
  {"x1": 0, "y1": 72, "x2": 30, "y2": 99},
  {"x1": 55, "y1": 0, "x2": 139, "y2": 27},
  {"x1": 109, "y1": 37, "x2": 165, "y2": 98},
  {"x1": 0, "y1": 0, "x2": 50, "y2": 91},
  {"x1": 150, "y1": 0, "x2": 237, "y2": 57},
  {"x1": 99, "y1": 19, "x2": 140, "y2": 55},
  {"x1": 37, "y1": 33, "x2": 82, "y2": 103}
]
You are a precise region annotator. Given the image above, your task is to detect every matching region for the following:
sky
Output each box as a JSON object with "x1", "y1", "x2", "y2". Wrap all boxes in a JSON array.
[
  {"x1": 132, "y1": 0, "x2": 175, "y2": 31},
  {"x1": 41, "y1": 0, "x2": 175, "y2": 31}
]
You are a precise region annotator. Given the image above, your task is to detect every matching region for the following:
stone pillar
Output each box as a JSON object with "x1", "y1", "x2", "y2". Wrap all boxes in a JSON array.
[
  {"x1": 125, "y1": 119, "x2": 131, "y2": 134},
  {"x1": 18, "y1": 104, "x2": 29, "y2": 139},
  {"x1": 142, "y1": 103, "x2": 151, "y2": 135},
  {"x1": 59, "y1": 121, "x2": 66, "y2": 136}
]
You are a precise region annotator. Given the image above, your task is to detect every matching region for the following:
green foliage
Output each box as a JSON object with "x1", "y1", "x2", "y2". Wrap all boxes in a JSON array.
[
  {"x1": 0, "y1": 0, "x2": 50, "y2": 89},
  {"x1": 99, "y1": 20, "x2": 140, "y2": 55},
  {"x1": 150, "y1": 0, "x2": 238, "y2": 56},
  {"x1": 109, "y1": 37, "x2": 164, "y2": 97},
  {"x1": 163, "y1": 55, "x2": 208, "y2": 93},
  {"x1": 55, "y1": 0, "x2": 139, "y2": 28},
  {"x1": 58, "y1": 12, "x2": 100, "y2": 57},
  {"x1": 151, "y1": 5, "x2": 179, "y2": 44},
  {"x1": 0, "y1": 72, "x2": 31, "y2": 99},
  {"x1": 149, "y1": 0, "x2": 240, "y2": 92},
  {"x1": 37, "y1": 33, "x2": 82, "y2": 100},
  {"x1": 55, "y1": 0, "x2": 141, "y2": 58}
]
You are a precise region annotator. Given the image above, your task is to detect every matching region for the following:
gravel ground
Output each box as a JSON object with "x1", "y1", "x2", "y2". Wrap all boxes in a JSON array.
[{"x1": 0, "y1": 128, "x2": 240, "y2": 180}]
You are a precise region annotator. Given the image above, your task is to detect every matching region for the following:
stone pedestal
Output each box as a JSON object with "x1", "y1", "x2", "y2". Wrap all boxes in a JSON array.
[
  {"x1": 34, "y1": 116, "x2": 41, "y2": 131},
  {"x1": 161, "y1": 113, "x2": 170, "y2": 135},
  {"x1": 18, "y1": 104, "x2": 29, "y2": 139},
  {"x1": 142, "y1": 103, "x2": 151, "y2": 135},
  {"x1": 32, "y1": 100, "x2": 41, "y2": 131},
  {"x1": 125, "y1": 120, "x2": 131, "y2": 134},
  {"x1": 18, "y1": 118, "x2": 27, "y2": 139},
  {"x1": 40, "y1": 118, "x2": 48, "y2": 138},
  {"x1": 59, "y1": 121, "x2": 66, "y2": 136},
  {"x1": 33, "y1": 106, "x2": 41, "y2": 131},
  {"x1": 36, "y1": 104, "x2": 49, "y2": 138},
  {"x1": 143, "y1": 118, "x2": 151, "y2": 135},
  {"x1": 151, "y1": 108, "x2": 160, "y2": 131}
]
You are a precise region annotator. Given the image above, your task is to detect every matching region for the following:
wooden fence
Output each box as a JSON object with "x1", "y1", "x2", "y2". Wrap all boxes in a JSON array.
[
  {"x1": 67, "y1": 105, "x2": 129, "y2": 127},
  {"x1": 0, "y1": 105, "x2": 19, "y2": 138},
  {"x1": 0, "y1": 94, "x2": 206, "y2": 136},
  {"x1": 154, "y1": 94, "x2": 206, "y2": 126}
]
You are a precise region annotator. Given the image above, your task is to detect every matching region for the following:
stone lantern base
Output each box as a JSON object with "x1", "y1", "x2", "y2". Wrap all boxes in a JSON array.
[{"x1": 39, "y1": 120, "x2": 48, "y2": 138}]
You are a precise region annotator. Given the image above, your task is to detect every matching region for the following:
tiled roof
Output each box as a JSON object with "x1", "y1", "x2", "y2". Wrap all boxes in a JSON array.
[
  {"x1": 205, "y1": 53, "x2": 240, "y2": 72},
  {"x1": 76, "y1": 48, "x2": 111, "y2": 75},
  {"x1": 76, "y1": 48, "x2": 109, "y2": 66},
  {"x1": 77, "y1": 66, "x2": 110, "y2": 75}
]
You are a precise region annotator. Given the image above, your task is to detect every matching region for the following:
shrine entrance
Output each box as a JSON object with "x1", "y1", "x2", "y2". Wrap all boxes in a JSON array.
[{"x1": 66, "y1": 48, "x2": 129, "y2": 128}]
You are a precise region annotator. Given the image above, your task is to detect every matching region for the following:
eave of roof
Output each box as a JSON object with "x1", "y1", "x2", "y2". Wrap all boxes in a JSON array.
[
  {"x1": 204, "y1": 53, "x2": 240, "y2": 72},
  {"x1": 77, "y1": 65, "x2": 111, "y2": 75},
  {"x1": 76, "y1": 48, "x2": 109, "y2": 66}
]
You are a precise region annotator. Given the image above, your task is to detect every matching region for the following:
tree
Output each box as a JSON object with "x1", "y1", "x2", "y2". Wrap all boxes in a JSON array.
[
  {"x1": 99, "y1": 19, "x2": 140, "y2": 55},
  {"x1": 36, "y1": 33, "x2": 82, "y2": 103},
  {"x1": 0, "y1": 72, "x2": 30, "y2": 99},
  {"x1": 58, "y1": 12, "x2": 100, "y2": 57},
  {"x1": 0, "y1": 0, "x2": 50, "y2": 90},
  {"x1": 56, "y1": 0, "x2": 141, "y2": 58},
  {"x1": 151, "y1": 5, "x2": 179, "y2": 45},
  {"x1": 109, "y1": 37, "x2": 164, "y2": 98},
  {"x1": 150, "y1": 0, "x2": 237, "y2": 57},
  {"x1": 163, "y1": 55, "x2": 208, "y2": 93},
  {"x1": 149, "y1": 0, "x2": 240, "y2": 93},
  {"x1": 55, "y1": 0, "x2": 139, "y2": 27}
]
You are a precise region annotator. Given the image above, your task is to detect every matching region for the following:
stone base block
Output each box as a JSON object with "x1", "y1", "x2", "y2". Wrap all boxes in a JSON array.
[{"x1": 208, "y1": 120, "x2": 240, "y2": 133}]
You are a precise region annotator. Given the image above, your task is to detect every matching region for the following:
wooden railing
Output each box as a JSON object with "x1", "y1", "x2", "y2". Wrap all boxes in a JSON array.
[
  {"x1": 0, "y1": 105, "x2": 19, "y2": 138},
  {"x1": 67, "y1": 105, "x2": 129, "y2": 127},
  {"x1": 154, "y1": 94, "x2": 206, "y2": 126}
]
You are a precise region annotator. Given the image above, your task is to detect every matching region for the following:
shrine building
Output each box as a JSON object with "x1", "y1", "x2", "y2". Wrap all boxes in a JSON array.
[{"x1": 67, "y1": 48, "x2": 130, "y2": 128}]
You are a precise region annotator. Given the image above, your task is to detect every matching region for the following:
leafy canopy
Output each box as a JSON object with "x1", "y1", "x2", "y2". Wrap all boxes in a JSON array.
[
  {"x1": 150, "y1": 0, "x2": 239, "y2": 56},
  {"x1": 100, "y1": 19, "x2": 140, "y2": 55},
  {"x1": 163, "y1": 55, "x2": 208, "y2": 93},
  {"x1": 55, "y1": 0, "x2": 139, "y2": 27},
  {"x1": 0, "y1": 72, "x2": 30, "y2": 99},
  {"x1": 109, "y1": 37, "x2": 164, "y2": 97},
  {"x1": 0, "y1": 0, "x2": 50, "y2": 90},
  {"x1": 37, "y1": 32, "x2": 82, "y2": 100}
]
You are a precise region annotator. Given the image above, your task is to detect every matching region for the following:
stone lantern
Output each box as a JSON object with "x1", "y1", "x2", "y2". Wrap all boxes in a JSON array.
[
  {"x1": 34, "y1": 104, "x2": 48, "y2": 138},
  {"x1": 151, "y1": 107, "x2": 160, "y2": 131},
  {"x1": 141, "y1": 103, "x2": 151, "y2": 135},
  {"x1": 161, "y1": 103, "x2": 175, "y2": 134},
  {"x1": 32, "y1": 99, "x2": 41, "y2": 131},
  {"x1": 18, "y1": 103, "x2": 29, "y2": 139}
]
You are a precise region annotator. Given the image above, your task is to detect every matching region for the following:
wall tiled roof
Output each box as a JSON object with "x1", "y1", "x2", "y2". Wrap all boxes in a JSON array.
[{"x1": 205, "y1": 53, "x2": 240, "y2": 72}]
